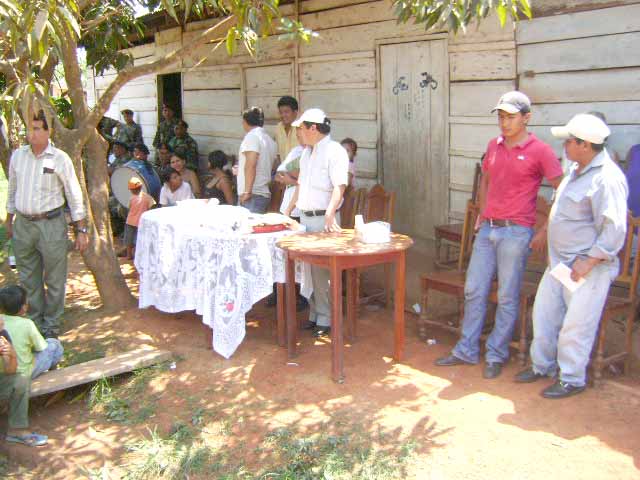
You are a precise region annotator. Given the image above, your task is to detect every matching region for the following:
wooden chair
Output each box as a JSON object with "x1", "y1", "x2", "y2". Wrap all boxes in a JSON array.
[
  {"x1": 419, "y1": 197, "x2": 550, "y2": 365},
  {"x1": 591, "y1": 213, "x2": 639, "y2": 384},
  {"x1": 340, "y1": 186, "x2": 367, "y2": 229},
  {"x1": 434, "y1": 163, "x2": 482, "y2": 268},
  {"x1": 356, "y1": 184, "x2": 395, "y2": 306}
]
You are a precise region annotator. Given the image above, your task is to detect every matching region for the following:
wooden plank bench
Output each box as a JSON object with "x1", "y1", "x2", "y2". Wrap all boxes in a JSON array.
[{"x1": 29, "y1": 348, "x2": 173, "y2": 398}]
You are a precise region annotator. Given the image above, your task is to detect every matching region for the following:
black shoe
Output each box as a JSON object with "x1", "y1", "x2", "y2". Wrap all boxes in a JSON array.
[
  {"x1": 302, "y1": 321, "x2": 317, "y2": 330},
  {"x1": 313, "y1": 326, "x2": 331, "y2": 338},
  {"x1": 434, "y1": 354, "x2": 472, "y2": 367},
  {"x1": 541, "y1": 380, "x2": 585, "y2": 399},
  {"x1": 483, "y1": 362, "x2": 503, "y2": 379},
  {"x1": 515, "y1": 367, "x2": 546, "y2": 383}
]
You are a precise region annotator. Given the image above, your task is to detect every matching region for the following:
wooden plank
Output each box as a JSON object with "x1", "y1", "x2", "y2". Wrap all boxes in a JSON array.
[
  {"x1": 183, "y1": 90, "x2": 242, "y2": 114},
  {"x1": 30, "y1": 349, "x2": 172, "y2": 398},
  {"x1": 450, "y1": 155, "x2": 482, "y2": 186},
  {"x1": 351, "y1": 147, "x2": 377, "y2": 175},
  {"x1": 449, "y1": 190, "x2": 471, "y2": 218},
  {"x1": 520, "y1": 68, "x2": 640, "y2": 103},
  {"x1": 518, "y1": 32, "x2": 640, "y2": 74},
  {"x1": 192, "y1": 135, "x2": 242, "y2": 157},
  {"x1": 450, "y1": 116, "x2": 495, "y2": 125},
  {"x1": 245, "y1": 63, "x2": 292, "y2": 92},
  {"x1": 300, "y1": 0, "x2": 372, "y2": 14},
  {"x1": 298, "y1": 51, "x2": 374, "y2": 64},
  {"x1": 126, "y1": 43, "x2": 156, "y2": 59},
  {"x1": 298, "y1": 82, "x2": 375, "y2": 91},
  {"x1": 246, "y1": 95, "x2": 282, "y2": 119},
  {"x1": 450, "y1": 49, "x2": 516, "y2": 81},
  {"x1": 185, "y1": 113, "x2": 242, "y2": 137},
  {"x1": 300, "y1": 1, "x2": 395, "y2": 31},
  {"x1": 448, "y1": 40, "x2": 515, "y2": 52},
  {"x1": 155, "y1": 27, "x2": 182, "y2": 45},
  {"x1": 531, "y1": 1, "x2": 640, "y2": 26},
  {"x1": 300, "y1": 88, "x2": 376, "y2": 115},
  {"x1": 449, "y1": 14, "x2": 514, "y2": 44},
  {"x1": 529, "y1": 101, "x2": 640, "y2": 126},
  {"x1": 518, "y1": 4, "x2": 640, "y2": 44},
  {"x1": 450, "y1": 80, "x2": 516, "y2": 117},
  {"x1": 183, "y1": 68, "x2": 241, "y2": 90},
  {"x1": 300, "y1": 56, "x2": 375, "y2": 85},
  {"x1": 117, "y1": 97, "x2": 157, "y2": 112},
  {"x1": 330, "y1": 118, "x2": 377, "y2": 145},
  {"x1": 450, "y1": 123, "x2": 496, "y2": 153},
  {"x1": 116, "y1": 83, "x2": 157, "y2": 100},
  {"x1": 300, "y1": 20, "x2": 425, "y2": 57}
]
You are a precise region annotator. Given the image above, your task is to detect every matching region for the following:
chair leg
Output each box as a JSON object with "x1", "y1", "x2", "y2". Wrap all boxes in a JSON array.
[
  {"x1": 419, "y1": 287, "x2": 428, "y2": 341},
  {"x1": 435, "y1": 236, "x2": 442, "y2": 266},
  {"x1": 518, "y1": 296, "x2": 528, "y2": 366},
  {"x1": 624, "y1": 305, "x2": 635, "y2": 375},
  {"x1": 384, "y1": 263, "x2": 392, "y2": 308},
  {"x1": 593, "y1": 313, "x2": 609, "y2": 386},
  {"x1": 355, "y1": 269, "x2": 361, "y2": 306}
]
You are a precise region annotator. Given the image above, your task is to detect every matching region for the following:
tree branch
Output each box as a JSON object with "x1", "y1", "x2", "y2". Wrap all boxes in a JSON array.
[
  {"x1": 59, "y1": 28, "x2": 89, "y2": 123},
  {"x1": 0, "y1": 60, "x2": 19, "y2": 83},
  {"x1": 84, "y1": 14, "x2": 236, "y2": 142},
  {"x1": 81, "y1": 7, "x2": 124, "y2": 31},
  {"x1": 40, "y1": 54, "x2": 59, "y2": 86}
]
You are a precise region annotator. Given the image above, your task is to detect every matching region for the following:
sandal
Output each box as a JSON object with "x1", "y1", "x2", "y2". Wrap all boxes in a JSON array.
[{"x1": 6, "y1": 433, "x2": 48, "y2": 447}]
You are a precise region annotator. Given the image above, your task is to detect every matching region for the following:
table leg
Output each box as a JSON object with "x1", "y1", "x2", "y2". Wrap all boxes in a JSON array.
[
  {"x1": 276, "y1": 283, "x2": 286, "y2": 347},
  {"x1": 346, "y1": 268, "x2": 357, "y2": 342},
  {"x1": 330, "y1": 257, "x2": 345, "y2": 383},
  {"x1": 394, "y1": 251, "x2": 406, "y2": 362},
  {"x1": 286, "y1": 254, "x2": 298, "y2": 358}
]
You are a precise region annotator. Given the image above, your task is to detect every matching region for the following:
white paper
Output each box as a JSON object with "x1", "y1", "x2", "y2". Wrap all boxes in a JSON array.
[{"x1": 550, "y1": 263, "x2": 586, "y2": 293}]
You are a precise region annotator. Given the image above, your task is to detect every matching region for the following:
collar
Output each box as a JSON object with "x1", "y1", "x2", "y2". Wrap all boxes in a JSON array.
[
  {"x1": 496, "y1": 132, "x2": 536, "y2": 150},
  {"x1": 312, "y1": 135, "x2": 331, "y2": 152},
  {"x1": 572, "y1": 149, "x2": 608, "y2": 177},
  {"x1": 31, "y1": 141, "x2": 55, "y2": 159}
]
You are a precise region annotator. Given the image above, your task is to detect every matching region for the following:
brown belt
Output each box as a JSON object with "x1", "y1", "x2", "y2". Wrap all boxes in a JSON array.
[
  {"x1": 19, "y1": 207, "x2": 63, "y2": 222},
  {"x1": 485, "y1": 218, "x2": 517, "y2": 228}
]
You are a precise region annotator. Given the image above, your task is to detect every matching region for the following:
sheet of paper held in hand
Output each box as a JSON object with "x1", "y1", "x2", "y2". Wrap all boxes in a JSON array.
[{"x1": 550, "y1": 262, "x2": 586, "y2": 293}]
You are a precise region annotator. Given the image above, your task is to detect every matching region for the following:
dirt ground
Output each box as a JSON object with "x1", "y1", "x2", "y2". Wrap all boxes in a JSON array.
[{"x1": 1, "y1": 252, "x2": 639, "y2": 479}]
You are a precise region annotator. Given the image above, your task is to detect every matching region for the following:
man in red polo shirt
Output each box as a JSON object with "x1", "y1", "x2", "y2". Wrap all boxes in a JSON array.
[{"x1": 435, "y1": 91, "x2": 563, "y2": 379}]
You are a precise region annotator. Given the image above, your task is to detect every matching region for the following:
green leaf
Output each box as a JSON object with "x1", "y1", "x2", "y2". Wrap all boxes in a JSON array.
[
  {"x1": 226, "y1": 27, "x2": 236, "y2": 56},
  {"x1": 496, "y1": 3, "x2": 507, "y2": 26}
]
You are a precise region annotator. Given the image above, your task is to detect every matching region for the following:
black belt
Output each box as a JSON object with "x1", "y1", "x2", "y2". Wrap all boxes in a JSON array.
[
  {"x1": 19, "y1": 207, "x2": 63, "y2": 222},
  {"x1": 301, "y1": 209, "x2": 326, "y2": 217},
  {"x1": 485, "y1": 218, "x2": 517, "y2": 228}
]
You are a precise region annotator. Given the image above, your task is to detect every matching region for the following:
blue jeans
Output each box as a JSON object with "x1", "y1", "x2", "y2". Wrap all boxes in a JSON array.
[
  {"x1": 530, "y1": 264, "x2": 613, "y2": 387},
  {"x1": 452, "y1": 223, "x2": 533, "y2": 364},
  {"x1": 31, "y1": 338, "x2": 64, "y2": 379},
  {"x1": 240, "y1": 195, "x2": 270, "y2": 214}
]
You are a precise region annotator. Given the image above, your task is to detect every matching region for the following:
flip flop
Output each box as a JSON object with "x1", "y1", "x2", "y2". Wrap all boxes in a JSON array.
[{"x1": 5, "y1": 433, "x2": 48, "y2": 447}]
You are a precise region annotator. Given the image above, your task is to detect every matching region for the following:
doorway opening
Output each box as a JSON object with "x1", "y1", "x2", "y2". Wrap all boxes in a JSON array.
[{"x1": 157, "y1": 72, "x2": 182, "y2": 120}]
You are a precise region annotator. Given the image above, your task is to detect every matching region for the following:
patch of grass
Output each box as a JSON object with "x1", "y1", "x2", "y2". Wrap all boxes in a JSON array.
[{"x1": 60, "y1": 343, "x2": 107, "y2": 368}]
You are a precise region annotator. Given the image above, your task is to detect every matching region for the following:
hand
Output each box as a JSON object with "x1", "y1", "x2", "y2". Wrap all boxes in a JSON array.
[
  {"x1": 473, "y1": 215, "x2": 482, "y2": 232},
  {"x1": 75, "y1": 232, "x2": 89, "y2": 253},
  {"x1": 232, "y1": 165, "x2": 239, "y2": 176},
  {"x1": 239, "y1": 192, "x2": 252, "y2": 205},
  {"x1": 0, "y1": 337, "x2": 12, "y2": 356},
  {"x1": 5, "y1": 219, "x2": 12, "y2": 239},
  {"x1": 570, "y1": 257, "x2": 599, "y2": 282},
  {"x1": 324, "y1": 212, "x2": 341, "y2": 233},
  {"x1": 529, "y1": 229, "x2": 547, "y2": 252},
  {"x1": 283, "y1": 207, "x2": 292, "y2": 217}
]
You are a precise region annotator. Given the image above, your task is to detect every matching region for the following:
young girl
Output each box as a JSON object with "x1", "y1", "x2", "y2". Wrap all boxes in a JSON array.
[
  {"x1": 125, "y1": 177, "x2": 156, "y2": 260},
  {"x1": 159, "y1": 167, "x2": 194, "y2": 207},
  {"x1": 202, "y1": 151, "x2": 234, "y2": 205},
  {"x1": 170, "y1": 153, "x2": 201, "y2": 198},
  {"x1": 340, "y1": 137, "x2": 357, "y2": 187}
]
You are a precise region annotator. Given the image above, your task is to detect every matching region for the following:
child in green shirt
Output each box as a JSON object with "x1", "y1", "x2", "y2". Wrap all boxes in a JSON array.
[{"x1": 0, "y1": 286, "x2": 63, "y2": 379}]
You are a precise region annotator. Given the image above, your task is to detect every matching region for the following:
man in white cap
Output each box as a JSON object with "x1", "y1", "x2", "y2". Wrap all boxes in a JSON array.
[
  {"x1": 515, "y1": 114, "x2": 628, "y2": 398},
  {"x1": 285, "y1": 108, "x2": 349, "y2": 337},
  {"x1": 436, "y1": 91, "x2": 563, "y2": 379}
]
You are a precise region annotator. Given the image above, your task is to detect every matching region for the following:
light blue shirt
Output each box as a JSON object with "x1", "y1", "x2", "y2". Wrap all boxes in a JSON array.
[{"x1": 547, "y1": 150, "x2": 628, "y2": 275}]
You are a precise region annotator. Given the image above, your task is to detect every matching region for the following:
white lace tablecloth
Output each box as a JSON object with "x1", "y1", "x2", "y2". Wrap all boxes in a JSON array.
[{"x1": 134, "y1": 206, "x2": 301, "y2": 358}]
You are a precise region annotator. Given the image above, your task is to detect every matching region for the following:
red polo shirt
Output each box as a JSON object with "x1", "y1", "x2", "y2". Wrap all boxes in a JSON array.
[{"x1": 482, "y1": 133, "x2": 562, "y2": 227}]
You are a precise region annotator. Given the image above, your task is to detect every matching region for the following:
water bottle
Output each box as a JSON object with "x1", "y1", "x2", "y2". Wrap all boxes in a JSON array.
[{"x1": 6, "y1": 242, "x2": 16, "y2": 269}]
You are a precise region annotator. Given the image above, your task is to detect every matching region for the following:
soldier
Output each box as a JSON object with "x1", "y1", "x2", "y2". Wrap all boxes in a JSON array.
[
  {"x1": 108, "y1": 141, "x2": 132, "y2": 176},
  {"x1": 168, "y1": 120, "x2": 199, "y2": 171},
  {"x1": 115, "y1": 109, "x2": 143, "y2": 151},
  {"x1": 153, "y1": 104, "x2": 178, "y2": 149},
  {"x1": 98, "y1": 116, "x2": 120, "y2": 146}
]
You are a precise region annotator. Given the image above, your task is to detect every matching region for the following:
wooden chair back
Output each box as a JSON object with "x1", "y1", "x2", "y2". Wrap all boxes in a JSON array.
[
  {"x1": 457, "y1": 200, "x2": 480, "y2": 271},
  {"x1": 471, "y1": 162, "x2": 482, "y2": 203},
  {"x1": 615, "y1": 213, "x2": 640, "y2": 301},
  {"x1": 527, "y1": 196, "x2": 552, "y2": 267},
  {"x1": 340, "y1": 185, "x2": 356, "y2": 228},
  {"x1": 364, "y1": 184, "x2": 395, "y2": 224}
]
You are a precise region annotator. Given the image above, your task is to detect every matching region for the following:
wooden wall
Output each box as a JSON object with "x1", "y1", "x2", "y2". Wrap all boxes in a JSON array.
[{"x1": 86, "y1": 0, "x2": 640, "y2": 227}]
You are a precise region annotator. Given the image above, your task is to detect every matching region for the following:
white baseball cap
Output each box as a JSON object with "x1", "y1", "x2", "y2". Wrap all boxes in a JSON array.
[
  {"x1": 491, "y1": 91, "x2": 531, "y2": 114},
  {"x1": 551, "y1": 113, "x2": 611, "y2": 145},
  {"x1": 291, "y1": 108, "x2": 328, "y2": 127}
]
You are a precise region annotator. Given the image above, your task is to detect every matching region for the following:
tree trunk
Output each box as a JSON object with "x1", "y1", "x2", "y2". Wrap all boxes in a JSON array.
[{"x1": 57, "y1": 131, "x2": 136, "y2": 311}]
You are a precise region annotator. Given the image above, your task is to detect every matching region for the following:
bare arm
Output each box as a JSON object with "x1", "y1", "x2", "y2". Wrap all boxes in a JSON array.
[
  {"x1": 0, "y1": 337, "x2": 17, "y2": 375},
  {"x1": 284, "y1": 185, "x2": 299, "y2": 217},
  {"x1": 324, "y1": 184, "x2": 346, "y2": 232},
  {"x1": 219, "y1": 177, "x2": 235, "y2": 205},
  {"x1": 240, "y1": 151, "x2": 258, "y2": 204}
]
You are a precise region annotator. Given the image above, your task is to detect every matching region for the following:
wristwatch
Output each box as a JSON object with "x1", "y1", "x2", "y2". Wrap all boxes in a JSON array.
[{"x1": 76, "y1": 226, "x2": 88, "y2": 234}]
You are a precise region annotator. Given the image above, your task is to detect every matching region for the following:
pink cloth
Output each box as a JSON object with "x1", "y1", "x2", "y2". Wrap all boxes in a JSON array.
[
  {"x1": 126, "y1": 191, "x2": 155, "y2": 227},
  {"x1": 482, "y1": 133, "x2": 562, "y2": 227}
]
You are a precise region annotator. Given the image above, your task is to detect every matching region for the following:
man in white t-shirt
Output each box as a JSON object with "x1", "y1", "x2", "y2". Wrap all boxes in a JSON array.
[
  {"x1": 237, "y1": 107, "x2": 278, "y2": 214},
  {"x1": 286, "y1": 108, "x2": 349, "y2": 337}
]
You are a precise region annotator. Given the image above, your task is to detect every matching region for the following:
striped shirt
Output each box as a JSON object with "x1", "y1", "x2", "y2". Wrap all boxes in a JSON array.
[{"x1": 7, "y1": 142, "x2": 85, "y2": 221}]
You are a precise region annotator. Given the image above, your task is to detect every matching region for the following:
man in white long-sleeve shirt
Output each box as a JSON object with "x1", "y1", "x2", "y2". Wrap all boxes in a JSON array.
[
  {"x1": 5, "y1": 110, "x2": 88, "y2": 338},
  {"x1": 286, "y1": 108, "x2": 349, "y2": 337}
]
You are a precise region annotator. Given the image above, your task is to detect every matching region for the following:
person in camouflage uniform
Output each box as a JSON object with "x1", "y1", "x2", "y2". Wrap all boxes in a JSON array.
[
  {"x1": 98, "y1": 116, "x2": 120, "y2": 146},
  {"x1": 168, "y1": 120, "x2": 199, "y2": 171},
  {"x1": 109, "y1": 141, "x2": 132, "y2": 175},
  {"x1": 153, "y1": 104, "x2": 178, "y2": 149},
  {"x1": 115, "y1": 109, "x2": 143, "y2": 151}
]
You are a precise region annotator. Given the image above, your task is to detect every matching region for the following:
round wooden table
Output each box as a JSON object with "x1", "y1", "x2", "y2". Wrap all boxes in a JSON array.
[{"x1": 276, "y1": 229, "x2": 413, "y2": 383}]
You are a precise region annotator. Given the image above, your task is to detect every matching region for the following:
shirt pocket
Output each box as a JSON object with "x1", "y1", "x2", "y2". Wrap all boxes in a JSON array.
[{"x1": 561, "y1": 188, "x2": 592, "y2": 220}]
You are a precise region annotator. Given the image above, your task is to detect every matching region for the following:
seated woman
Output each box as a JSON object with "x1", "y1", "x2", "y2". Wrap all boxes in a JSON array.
[
  {"x1": 202, "y1": 151, "x2": 234, "y2": 205},
  {"x1": 159, "y1": 167, "x2": 194, "y2": 207},
  {"x1": 170, "y1": 153, "x2": 201, "y2": 198}
]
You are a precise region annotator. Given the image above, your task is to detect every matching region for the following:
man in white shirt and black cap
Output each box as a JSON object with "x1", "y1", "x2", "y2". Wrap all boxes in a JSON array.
[
  {"x1": 286, "y1": 108, "x2": 349, "y2": 337},
  {"x1": 515, "y1": 113, "x2": 628, "y2": 398}
]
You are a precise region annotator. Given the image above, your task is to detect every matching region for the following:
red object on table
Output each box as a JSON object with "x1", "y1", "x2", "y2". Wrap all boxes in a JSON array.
[
  {"x1": 252, "y1": 223, "x2": 288, "y2": 234},
  {"x1": 276, "y1": 229, "x2": 413, "y2": 383}
]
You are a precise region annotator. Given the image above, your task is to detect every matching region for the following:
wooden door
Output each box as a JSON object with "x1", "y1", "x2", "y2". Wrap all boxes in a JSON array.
[{"x1": 380, "y1": 40, "x2": 448, "y2": 240}]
